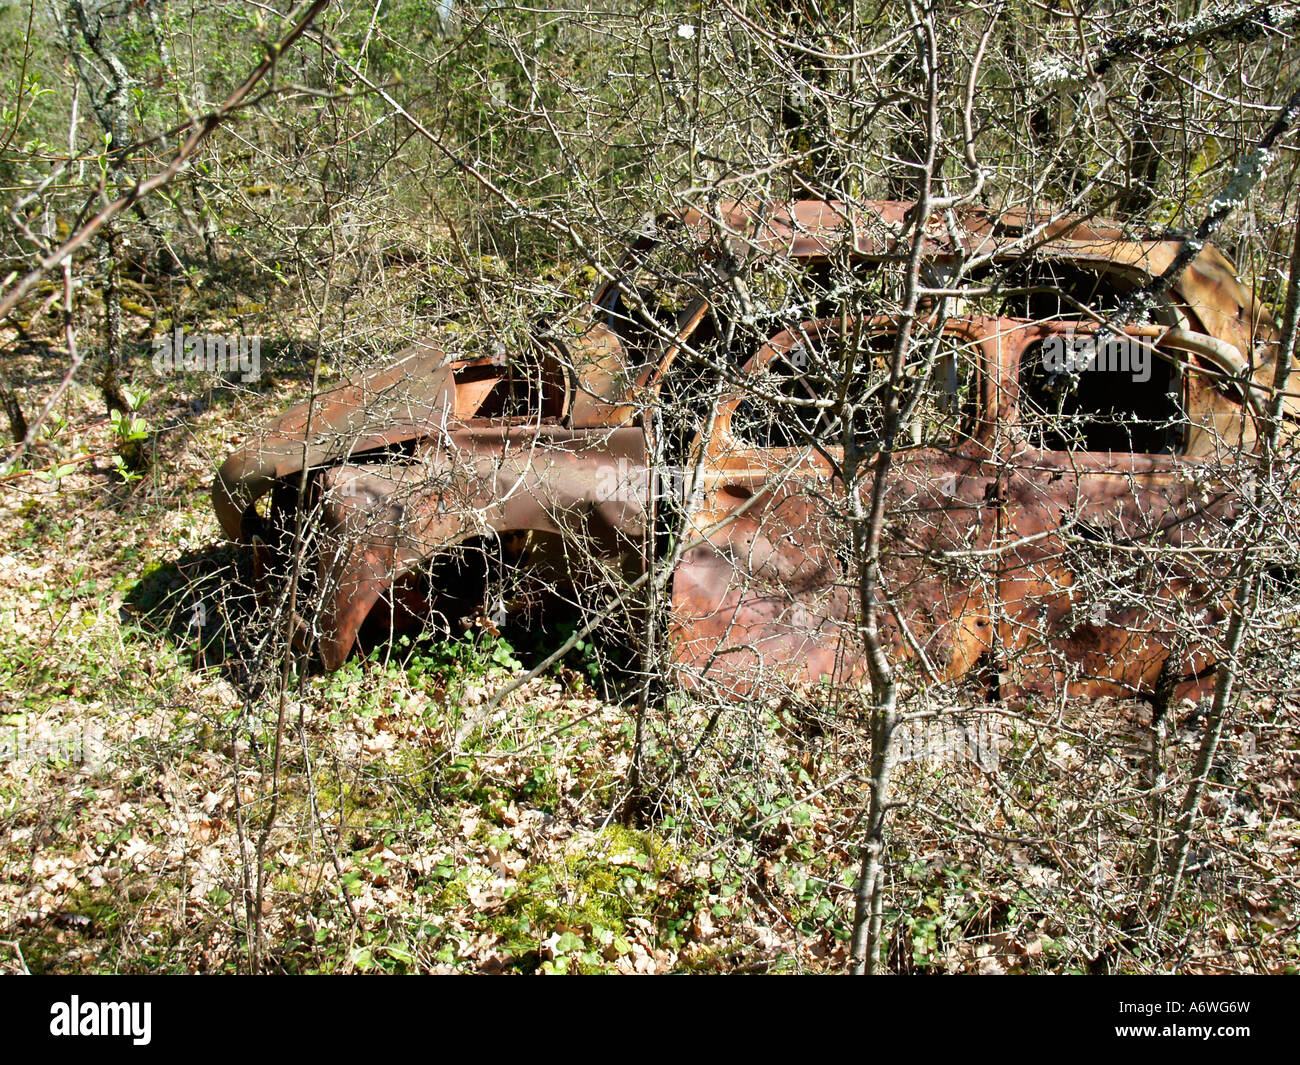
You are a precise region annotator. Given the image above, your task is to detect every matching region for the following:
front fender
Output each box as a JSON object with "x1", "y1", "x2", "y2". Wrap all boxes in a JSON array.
[
  {"x1": 213, "y1": 340, "x2": 456, "y2": 540},
  {"x1": 310, "y1": 427, "x2": 648, "y2": 669}
]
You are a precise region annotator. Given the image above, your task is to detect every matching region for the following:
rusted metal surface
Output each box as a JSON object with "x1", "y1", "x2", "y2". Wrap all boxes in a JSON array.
[
  {"x1": 670, "y1": 313, "x2": 1246, "y2": 700},
  {"x1": 309, "y1": 425, "x2": 646, "y2": 669},
  {"x1": 215, "y1": 199, "x2": 1284, "y2": 702}
]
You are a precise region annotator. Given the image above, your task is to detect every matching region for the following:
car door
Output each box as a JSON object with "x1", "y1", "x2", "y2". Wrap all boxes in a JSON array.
[
  {"x1": 995, "y1": 323, "x2": 1237, "y2": 703},
  {"x1": 668, "y1": 318, "x2": 1006, "y2": 695}
]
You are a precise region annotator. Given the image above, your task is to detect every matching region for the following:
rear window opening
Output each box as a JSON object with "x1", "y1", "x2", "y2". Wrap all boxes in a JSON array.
[{"x1": 1017, "y1": 336, "x2": 1186, "y2": 454}]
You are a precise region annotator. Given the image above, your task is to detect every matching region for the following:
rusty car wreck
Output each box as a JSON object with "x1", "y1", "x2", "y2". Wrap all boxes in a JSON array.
[{"x1": 214, "y1": 200, "x2": 1290, "y2": 703}]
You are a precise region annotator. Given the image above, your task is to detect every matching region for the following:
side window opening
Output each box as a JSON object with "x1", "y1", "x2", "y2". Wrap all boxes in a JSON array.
[
  {"x1": 728, "y1": 326, "x2": 979, "y2": 451},
  {"x1": 1017, "y1": 336, "x2": 1186, "y2": 454}
]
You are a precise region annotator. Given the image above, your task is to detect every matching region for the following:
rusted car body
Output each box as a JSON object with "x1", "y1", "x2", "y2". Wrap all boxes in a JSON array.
[{"x1": 215, "y1": 200, "x2": 1287, "y2": 702}]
